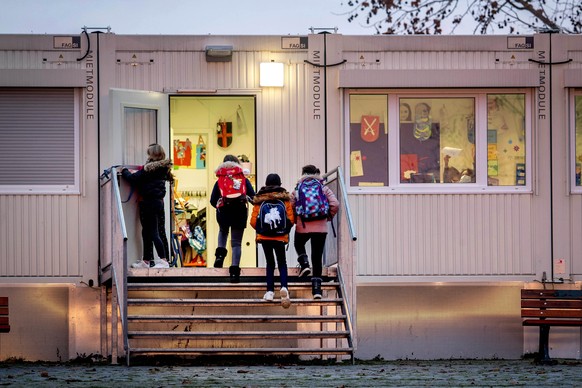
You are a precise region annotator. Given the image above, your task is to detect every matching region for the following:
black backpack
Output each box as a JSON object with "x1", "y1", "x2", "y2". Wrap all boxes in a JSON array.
[{"x1": 256, "y1": 199, "x2": 292, "y2": 236}]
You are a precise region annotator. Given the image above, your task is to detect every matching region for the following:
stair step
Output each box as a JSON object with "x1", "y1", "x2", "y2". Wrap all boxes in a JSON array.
[
  {"x1": 128, "y1": 330, "x2": 349, "y2": 339},
  {"x1": 128, "y1": 282, "x2": 339, "y2": 291},
  {"x1": 128, "y1": 314, "x2": 347, "y2": 323},
  {"x1": 127, "y1": 298, "x2": 343, "y2": 306},
  {"x1": 129, "y1": 347, "x2": 353, "y2": 356},
  {"x1": 127, "y1": 267, "x2": 337, "y2": 278}
]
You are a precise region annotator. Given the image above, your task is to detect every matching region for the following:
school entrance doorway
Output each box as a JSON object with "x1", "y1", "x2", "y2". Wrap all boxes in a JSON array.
[{"x1": 170, "y1": 95, "x2": 257, "y2": 268}]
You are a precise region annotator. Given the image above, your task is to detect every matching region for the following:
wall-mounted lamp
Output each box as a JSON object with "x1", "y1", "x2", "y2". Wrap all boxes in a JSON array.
[
  {"x1": 259, "y1": 61, "x2": 284, "y2": 87},
  {"x1": 205, "y1": 45, "x2": 233, "y2": 62}
]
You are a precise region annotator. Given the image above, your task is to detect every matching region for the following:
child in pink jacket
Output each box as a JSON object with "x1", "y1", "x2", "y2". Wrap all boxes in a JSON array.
[{"x1": 292, "y1": 165, "x2": 339, "y2": 298}]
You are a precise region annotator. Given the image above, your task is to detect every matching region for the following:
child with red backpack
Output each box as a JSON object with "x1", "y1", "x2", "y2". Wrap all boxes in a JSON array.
[
  {"x1": 292, "y1": 165, "x2": 339, "y2": 298},
  {"x1": 250, "y1": 173, "x2": 295, "y2": 308},
  {"x1": 210, "y1": 155, "x2": 256, "y2": 282}
]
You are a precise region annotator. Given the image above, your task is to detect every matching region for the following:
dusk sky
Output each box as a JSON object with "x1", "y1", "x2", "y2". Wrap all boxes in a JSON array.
[{"x1": 0, "y1": 0, "x2": 372, "y2": 36}]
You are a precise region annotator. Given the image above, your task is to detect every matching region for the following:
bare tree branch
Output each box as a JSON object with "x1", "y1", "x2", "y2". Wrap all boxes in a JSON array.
[{"x1": 342, "y1": 0, "x2": 582, "y2": 34}]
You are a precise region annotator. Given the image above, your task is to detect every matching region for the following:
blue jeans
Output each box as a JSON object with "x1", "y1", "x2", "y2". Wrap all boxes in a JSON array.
[{"x1": 261, "y1": 241, "x2": 288, "y2": 291}]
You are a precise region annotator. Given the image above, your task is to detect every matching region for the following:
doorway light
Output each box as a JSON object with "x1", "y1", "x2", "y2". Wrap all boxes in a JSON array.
[
  {"x1": 205, "y1": 45, "x2": 233, "y2": 62},
  {"x1": 260, "y1": 61, "x2": 284, "y2": 87}
]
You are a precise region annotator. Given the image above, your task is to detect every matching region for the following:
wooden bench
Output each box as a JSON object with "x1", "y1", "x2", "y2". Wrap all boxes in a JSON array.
[
  {"x1": 521, "y1": 289, "x2": 582, "y2": 363},
  {"x1": 0, "y1": 297, "x2": 9, "y2": 333}
]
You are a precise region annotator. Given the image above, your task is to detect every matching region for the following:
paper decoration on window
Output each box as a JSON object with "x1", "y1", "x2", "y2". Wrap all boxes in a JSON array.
[
  {"x1": 361, "y1": 115, "x2": 380, "y2": 143},
  {"x1": 488, "y1": 160, "x2": 499, "y2": 176},
  {"x1": 350, "y1": 150, "x2": 364, "y2": 177},
  {"x1": 400, "y1": 154, "x2": 418, "y2": 181}
]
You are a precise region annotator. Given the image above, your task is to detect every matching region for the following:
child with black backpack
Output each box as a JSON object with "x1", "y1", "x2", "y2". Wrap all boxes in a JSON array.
[
  {"x1": 250, "y1": 173, "x2": 295, "y2": 308},
  {"x1": 292, "y1": 165, "x2": 339, "y2": 299},
  {"x1": 210, "y1": 154, "x2": 256, "y2": 282}
]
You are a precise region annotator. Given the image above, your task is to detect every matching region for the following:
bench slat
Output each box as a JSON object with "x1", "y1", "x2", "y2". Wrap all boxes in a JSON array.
[
  {"x1": 521, "y1": 309, "x2": 582, "y2": 318},
  {"x1": 521, "y1": 300, "x2": 582, "y2": 309},
  {"x1": 521, "y1": 289, "x2": 582, "y2": 299},
  {"x1": 523, "y1": 319, "x2": 582, "y2": 326}
]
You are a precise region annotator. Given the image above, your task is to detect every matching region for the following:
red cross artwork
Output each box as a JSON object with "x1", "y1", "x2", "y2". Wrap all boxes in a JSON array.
[{"x1": 217, "y1": 121, "x2": 233, "y2": 148}]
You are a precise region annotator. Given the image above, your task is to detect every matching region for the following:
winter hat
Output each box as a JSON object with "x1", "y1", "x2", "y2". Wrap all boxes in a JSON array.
[{"x1": 265, "y1": 173, "x2": 281, "y2": 187}]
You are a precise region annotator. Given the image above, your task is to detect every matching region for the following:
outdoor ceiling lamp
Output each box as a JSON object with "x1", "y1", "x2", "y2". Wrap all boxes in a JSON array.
[
  {"x1": 260, "y1": 61, "x2": 284, "y2": 87},
  {"x1": 205, "y1": 45, "x2": 233, "y2": 62}
]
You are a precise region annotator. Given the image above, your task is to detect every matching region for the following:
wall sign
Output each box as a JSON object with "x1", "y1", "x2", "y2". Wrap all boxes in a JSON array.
[
  {"x1": 53, "y1": 36, "x2": 81, "y2": 49},
  {"x1": 507, "y1": 36, "x2": 533, "y2": 49},
  {"x1": 281, "y1": 37, "x2": 308, "y2": 49}
]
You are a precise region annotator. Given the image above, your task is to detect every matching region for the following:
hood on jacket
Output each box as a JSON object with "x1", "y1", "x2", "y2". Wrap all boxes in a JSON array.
[
  {"x1": 252, "y1": 187, "x2": 291, "y2": 204},
  {"x1": 297, "y1": 173, "x2": 322, "y2": 184},
  {"x1": 144, "y1": 158, "x2": 172, "y2": 173},
  {"x1": 215, "y1": 161, "x2": 242, "y2": 174}
]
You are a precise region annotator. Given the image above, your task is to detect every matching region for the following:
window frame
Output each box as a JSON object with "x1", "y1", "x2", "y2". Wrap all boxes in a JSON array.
[
  {"x1": 570, "y1": 89, "x2": 582, "y2": 194},
  {"x1": 0, "y1": 87, "x2": 80, "y2": 195},
  {"x1": 345, "y1": 88, "x2": 533, "y2": 194}
]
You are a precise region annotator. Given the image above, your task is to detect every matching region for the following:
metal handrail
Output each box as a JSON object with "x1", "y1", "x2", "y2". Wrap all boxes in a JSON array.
[
  {"x1": 110, "y1": 167, "x2": 129, "y2": 358},
  {"x1": 102, "y1": 166, "x2": 129, "y2": 361},
  {"x1": 323, "y1": 165, "x2": 357, "y2": 361},
  {"x1": 336, "y1": 264, "x2": 355, "y2": 364},
  {"x1": 323, "y1": 166, "x2": 357, "y2": 241}
]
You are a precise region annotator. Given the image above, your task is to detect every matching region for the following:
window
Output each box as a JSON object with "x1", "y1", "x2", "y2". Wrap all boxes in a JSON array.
[
  {"x1": 349, "y1": 94, "x2": 388, "y2": 187},
  {"x1": 486, "y1": 94, "x2": 526, "y2": 186},
  {"x1": 346, "y1": 89, "x2": 531, "y2": 193},
  {"x1": 0, "y1": 88, "x2": 79, "y2": 194},
  {"x1": 572, "y1": 91, "x2": 582, "y2": 190},
  {"x1": 399, "y1": 97, "x2": 475, "y2": 184}
]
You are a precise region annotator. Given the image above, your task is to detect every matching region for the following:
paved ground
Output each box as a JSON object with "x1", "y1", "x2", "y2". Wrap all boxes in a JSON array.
[{"x1": 1, "y1": 358, "x2": 581, "y2": 387}]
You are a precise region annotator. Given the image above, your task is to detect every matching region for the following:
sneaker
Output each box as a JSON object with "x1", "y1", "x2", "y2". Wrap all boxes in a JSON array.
[
  {"x1": 313, "y1": 292, "x2": 322, "y2": 300},
  {"x1": 152, "y1": 259, "x2": 170, "y2": 268},
  {"x1": 263, "y1": 291, "x2": 274, "y2": 301},
  {"x1": 131, "y1": 260, "x2": 150, "y2": 269},
  {"x1": 298, "y1": 264, "x2": 311, "y2": 278},
  {"x1": 280, "y1": 287, "x2": 291, "y2": 309}
]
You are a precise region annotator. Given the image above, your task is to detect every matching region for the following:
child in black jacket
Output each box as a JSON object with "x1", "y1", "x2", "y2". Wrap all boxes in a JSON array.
[{"x1": 122, "y1": 144, "x2": 174, "y2": 269}]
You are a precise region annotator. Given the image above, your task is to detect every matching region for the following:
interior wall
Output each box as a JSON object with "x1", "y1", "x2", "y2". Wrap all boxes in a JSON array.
[{"x1": 355, "y1": 285, "x2": 524, "y2": 360}]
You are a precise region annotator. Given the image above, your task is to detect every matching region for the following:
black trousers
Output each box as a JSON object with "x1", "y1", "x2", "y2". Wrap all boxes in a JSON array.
[{"x1": 139, "y1": 199, "x2": 169, "y2": 261}]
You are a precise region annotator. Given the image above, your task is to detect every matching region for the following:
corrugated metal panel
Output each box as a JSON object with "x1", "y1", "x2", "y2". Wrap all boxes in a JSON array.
[
  {"x1": 0, "y1": 195, "x2": 81, "y2": 277},
  {"x1": 338, "y1": 69, "x2": 538, "y2": 88},
  {"x1": 340, "y1": 51, "x2": 533, "y2": 71},
  {"x1": 351, "y1": 194, "x2": 535, "y2": 277},
  {"x1": 0, "y1": 69, "x2": 85, "y2": 86}
]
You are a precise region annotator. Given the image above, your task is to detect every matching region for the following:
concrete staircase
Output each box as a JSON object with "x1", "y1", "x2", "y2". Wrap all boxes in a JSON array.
[{"x1": 124, "y1": 267, "x2": 353, "y2": 363}]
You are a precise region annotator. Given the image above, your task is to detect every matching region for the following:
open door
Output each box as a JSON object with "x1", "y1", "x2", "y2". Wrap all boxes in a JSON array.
[
  {"x1": 169, "y1": 95, "x2": 257, "y2": 268},
  {"x1": 108, "y1": 88, "x2": 170, "y2": 267}
]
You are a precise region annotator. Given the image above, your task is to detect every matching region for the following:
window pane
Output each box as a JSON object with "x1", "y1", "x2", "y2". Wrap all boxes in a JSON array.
[
  {"x1": 349, "y1": 95, "x2": 388, "y2": 186},
  {"x1": 575, "y1": 96, "x2": 582, "y2": 186},
  {"x1": 487, "y1": 94, "x2": 526, "y2": 186},
  {"x1": 400, "y1": 98, "x2": 475, "y2": 183}
]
